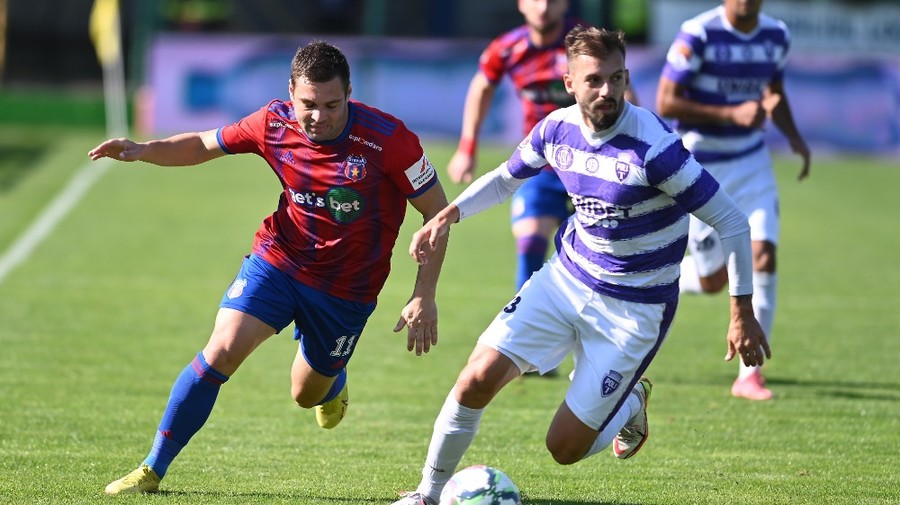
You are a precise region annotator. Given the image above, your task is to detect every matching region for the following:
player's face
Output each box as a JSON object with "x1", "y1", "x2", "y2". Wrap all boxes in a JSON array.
[
  {"x1": 289, "y1": 76, "x2": 350, "y2": 142},
  {"x1": 563, "y1": 52, "x2": 629, "y2": 132},
  {"x1": 724, "y1": 0, "x2": 763, "y2": 23},
  {"x1": 519, "y1": 0, "x2": 568, "y2": 35}
]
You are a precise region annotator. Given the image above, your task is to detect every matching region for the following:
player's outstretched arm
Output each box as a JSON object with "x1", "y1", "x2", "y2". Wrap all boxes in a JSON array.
[
  {"x1": 394, "y1": 183, "x2": 453, "y2": 356},
  {"x1": 448, "y1": 73, "x2": 496, "y2": 184},
  {"x1": 87, "y1": 129, "x2": 225, "y2": 166},
  {"x1": 765, "y1": 82, "x2": 811, "y2": 181}
]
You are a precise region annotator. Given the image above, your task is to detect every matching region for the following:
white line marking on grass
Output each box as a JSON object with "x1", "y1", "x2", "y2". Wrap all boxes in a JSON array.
[{"x1": 0, "y1": 159, "x2": 111, "y2": 285}]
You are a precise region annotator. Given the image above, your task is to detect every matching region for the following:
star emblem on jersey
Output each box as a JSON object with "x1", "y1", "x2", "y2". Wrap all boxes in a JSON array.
[
  {"x1": 342, "y1": 154, "x2": 368, "y2": 183},
  {"x1": 602, "y1": 370, "x2": 624, "y2": 397}
]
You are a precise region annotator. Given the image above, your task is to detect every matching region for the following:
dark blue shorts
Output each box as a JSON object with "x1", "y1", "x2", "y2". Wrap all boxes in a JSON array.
[
  {"x1": 510, "y1": 169, "x2": 573, "y2": 224},
  {"x1": 219, "y1": 254, "x2": 376, "y2": 377}
]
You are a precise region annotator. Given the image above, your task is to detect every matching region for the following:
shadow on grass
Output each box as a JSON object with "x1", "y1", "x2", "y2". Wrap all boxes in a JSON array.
[
  {"x1": 766, "y1": 377, "x2": 900, "y2": 401},
  {"x1": 158, "y1": 490, "x2": 644, "y2": 504}
]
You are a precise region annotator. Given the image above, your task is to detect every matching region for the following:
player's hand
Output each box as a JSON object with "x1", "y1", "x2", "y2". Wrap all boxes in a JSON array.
[
  {"x1": 447, "y1": 150, "x2": 476, "y2": 184},
  {"x1": 730, "y1": 101, "x2": 767, "y2": 129},
  {"x1": 88, "y1": 138, "x2": 144, "y2": 162},
  {"x1": 393, "y1": 296, "x2": 438, "y2": 356},
  {"x1": 409, "y1": 207, "x2": 458, "y2": 265},
  {"x1": 724, "y1": 297, "x2": 771, "y2": 366}
]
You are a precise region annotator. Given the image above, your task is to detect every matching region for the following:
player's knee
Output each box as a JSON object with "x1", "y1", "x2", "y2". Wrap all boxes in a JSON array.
[
  {"x1": 699, "y1": 268, "x2": 728, "y2": 293},
  {"x1": 545, "y1": 438, "x2": 583, "y2": 465},
  {"x1": 291, "y1": 387, "x2": 318, "y2": 409},
  {"x1": 753, "y1": 242, "x2": 776, "y2": 272}
]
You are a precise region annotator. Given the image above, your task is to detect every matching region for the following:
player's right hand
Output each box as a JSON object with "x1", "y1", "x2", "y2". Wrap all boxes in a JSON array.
[
  {"x1": 447, "y1": 150, "x2": 476, "y2": 184},
  {"x1": 730, "y1": 101, "x2": 767, "y2": 129},
  {"x1": 88, "y1": 138, "x2": 144, "y2": 162}
]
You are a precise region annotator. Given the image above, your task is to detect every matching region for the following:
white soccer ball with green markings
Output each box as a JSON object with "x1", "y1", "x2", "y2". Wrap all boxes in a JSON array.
[{"x1": 439, "y1": 465, "x2": 522, "y2": 505}]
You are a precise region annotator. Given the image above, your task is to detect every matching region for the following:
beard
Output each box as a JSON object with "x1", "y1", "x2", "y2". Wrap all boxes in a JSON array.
[{"x1": 583, "y1": 100, "x2": 621, "y2": 131}]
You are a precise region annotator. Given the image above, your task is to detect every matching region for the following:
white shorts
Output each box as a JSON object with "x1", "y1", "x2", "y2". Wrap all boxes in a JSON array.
[
  {"x1": 688, "y1": 147, "x2": 780, "y2": 276},
  {"x1": 477, "y1": 255, "x2": 676, "y2": 431}
]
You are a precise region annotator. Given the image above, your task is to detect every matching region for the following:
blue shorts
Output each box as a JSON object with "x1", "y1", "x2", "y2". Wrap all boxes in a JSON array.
[
  {"x1": 219, "y1": 254, "x2": 376, "y2": 376},
  {"x1": 509, "y1": 168, "x2": 573, "y2": 224}
]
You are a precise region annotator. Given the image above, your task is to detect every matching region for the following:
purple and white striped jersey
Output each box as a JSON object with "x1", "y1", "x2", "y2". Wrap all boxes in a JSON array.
[
  {"x1": 660, "y1": 6, "x2": 790, "y2": 163},
  {"x1": 507, "y1": 102, "x2": 723, "y2": 304}
]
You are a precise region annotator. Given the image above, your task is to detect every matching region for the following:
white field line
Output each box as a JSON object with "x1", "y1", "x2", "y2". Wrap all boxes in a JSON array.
[{"x1": 0, "y1": 159, "x2": 111, "y2": 285}]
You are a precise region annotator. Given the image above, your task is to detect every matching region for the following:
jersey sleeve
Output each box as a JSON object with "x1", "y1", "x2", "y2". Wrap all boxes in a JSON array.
[
  {"x1": 384, "y1": 123, "x2": 436, "y2": 198},
  {"x1": 661, "y1": 22, "x2": 705, "y2": 85},
  {"x1": 506, "y1": 119, "x2": 549, "y2": 179},
  {"x1": 478, "y1": 37, "x2": 507, "y2": 85},
  {"x1": 216, "y1": 104, "x2": 268, "y2": 156}
]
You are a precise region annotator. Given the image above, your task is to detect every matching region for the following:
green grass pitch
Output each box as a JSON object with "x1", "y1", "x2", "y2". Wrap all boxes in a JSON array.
[{"x1": 0, "y1": 125, "x2": 898, "y2": 504}]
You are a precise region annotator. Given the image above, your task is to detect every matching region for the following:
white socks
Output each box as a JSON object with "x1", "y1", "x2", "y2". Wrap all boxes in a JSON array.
[
  {"x1": 581, "y1": 387, "x2": 641, "y2": 460},
  {"x1": 417, "y1": 388, "x2": 484, "y2": 501},
  {"x1": 739, "y1": 271, "x2": 777, "y2": 378}
]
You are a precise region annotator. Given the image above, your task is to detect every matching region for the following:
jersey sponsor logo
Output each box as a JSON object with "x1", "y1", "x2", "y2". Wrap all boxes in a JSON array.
[
  {"x1": 326, "y1": 187, "x2": 365, "y2": 223},
  {"x1": 348, "y1": 134, "x2": 383, "y2": 151},
  {"x1": 288, "y1": 188, "x2": 326, "y2": 208},
  {"x1": 601, "y1": 370, "x2": 623, "y2": 397},
  {"x1": 585, "y1": 156, "x2": 600, "y2": 173},
  {"x1": 226, "y1": 278, "x2": 248, "y2": 299},
  {"x1": 404, "y1": 156, "x2": 436, "y2": 191},
  {"x1": 717, "y1": 77, "x2": 768, "y2": 97},
  {"x1": 554, "y1": 145, "x2": 574, "y2": 171},
  {"x1": 268, "y1": 120, "x2": 299, "y2": 133},
  {"x1": 342, "y1": 154, "x2": 368, "y2": 183},
  {"x1": 571, "y1": 194, "x2": 631, "y2": 229},
  {"x1": 521, "y1": 80, "x2": 576, "y2": 107}
]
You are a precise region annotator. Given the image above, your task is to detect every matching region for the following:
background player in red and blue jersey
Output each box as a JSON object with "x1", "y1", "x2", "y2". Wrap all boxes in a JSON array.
[
  {"x1": 447, "y1": 0, "x2": 638, "y2": 297},
  {"x1": 447, "y1": 0, "x2": 637, "y2": 377},
  {"x1": 89, "y1": 41, "x2": 450, "y2": 495}
]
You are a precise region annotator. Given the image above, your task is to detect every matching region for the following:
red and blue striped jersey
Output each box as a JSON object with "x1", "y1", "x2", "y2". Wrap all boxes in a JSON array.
[
  {"x1": 479, "y1": 18, "x2": 581, "y2": 135},
  {"x1": 217, "y1": 99, "x2": 437, "y2": 303}
]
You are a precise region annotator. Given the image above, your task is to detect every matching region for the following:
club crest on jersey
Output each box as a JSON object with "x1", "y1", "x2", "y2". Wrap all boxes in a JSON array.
[
  {"x1": 226, "y1": 278, "x2": 248, "y2": 299},
  {"x1": 602, "y1": 370, "x2": 624, "y2": 397},
  {"x1": 585, "y1": 156, "x2": 600, "y2": 173},
  {"x1": 615, "y1": 161, "x2": 630, "y2": 182},
  {"x1": 555, "y1": 145, "x2": 574, "y2": 171},
  {"x1": 342, "y1": 154, "x2": 367, "y2": 183}
]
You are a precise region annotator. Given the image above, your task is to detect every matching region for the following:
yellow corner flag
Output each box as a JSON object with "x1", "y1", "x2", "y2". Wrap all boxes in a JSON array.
[{"x1": 89, "y1": 0, "x2": 121, "y2": 66}]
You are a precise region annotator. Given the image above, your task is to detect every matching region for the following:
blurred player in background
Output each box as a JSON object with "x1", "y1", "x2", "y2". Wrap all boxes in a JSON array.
[
  {"x1": 393, "y1": 26, "x2": 767, "y2": 505},
  {"x1": 89, "y1": 40, "x2": 449, "y2": 495},
  {"x1": 656, "y1": 0, "x2": 810, "y2": 400},
  {"x1": 447, "y1": 0, "x2": 636, "y2": 376}
]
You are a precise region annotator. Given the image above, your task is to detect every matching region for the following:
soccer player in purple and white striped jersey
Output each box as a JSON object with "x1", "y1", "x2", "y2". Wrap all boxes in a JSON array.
[
  {"x1": 657, "y1": 0, "x2": 811, "y2": 400},
  {"x1": 392, "y1": 26, "x2": 767, "y2": 505}
]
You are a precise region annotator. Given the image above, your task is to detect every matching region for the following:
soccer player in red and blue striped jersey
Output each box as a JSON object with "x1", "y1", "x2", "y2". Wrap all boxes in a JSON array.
[{"x1": 89, "y1": 40, "x2": 450, "y2": 495}]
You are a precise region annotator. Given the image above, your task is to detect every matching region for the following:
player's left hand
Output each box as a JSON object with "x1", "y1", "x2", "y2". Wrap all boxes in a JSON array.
[
  {"x1": 393, "y1": 296, "x2": 438, "y2": 356},
  {"x1": 725, "y1": 298, "x2": 771, "y2": 367}
]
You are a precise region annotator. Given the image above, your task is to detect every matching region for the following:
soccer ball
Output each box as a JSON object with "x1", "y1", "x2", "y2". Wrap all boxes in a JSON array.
[{"x1": 439, "y1": 465, "x2": 522, "y2": 505}]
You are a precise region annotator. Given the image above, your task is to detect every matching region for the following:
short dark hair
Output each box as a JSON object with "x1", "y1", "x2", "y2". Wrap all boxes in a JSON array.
[
  {"x1": 564, "y1": 25, "x2": 627, "y2": 62},
  {"x1": 290, "y1": 40, "x2": 351, "y2": 90}
]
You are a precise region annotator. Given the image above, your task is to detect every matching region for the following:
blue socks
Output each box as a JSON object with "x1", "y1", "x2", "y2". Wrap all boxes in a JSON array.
[
  {"x1": 143, "y1": 352, "x2": 229, "y2": 478},
  {"x1": 317, "y1": 368, "x2": 347, "y2": 405},
  {"x1": 515, "y1": 235, "x2": 549, "y2": 289}
]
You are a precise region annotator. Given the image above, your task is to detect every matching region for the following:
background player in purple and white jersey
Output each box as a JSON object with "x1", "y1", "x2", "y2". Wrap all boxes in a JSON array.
[
  {"x1": 447, "y1": 0, "x2": 638, "y2": 303},
  {"x1": 656, "y1": 0, "x2": 811, "y2": 401},
  {"x1": 89, "y1": 41, "x2": 450, "y2": 495},
  {"x1": 392, "y1": 26, "x2": 767, "y2": 505}
]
